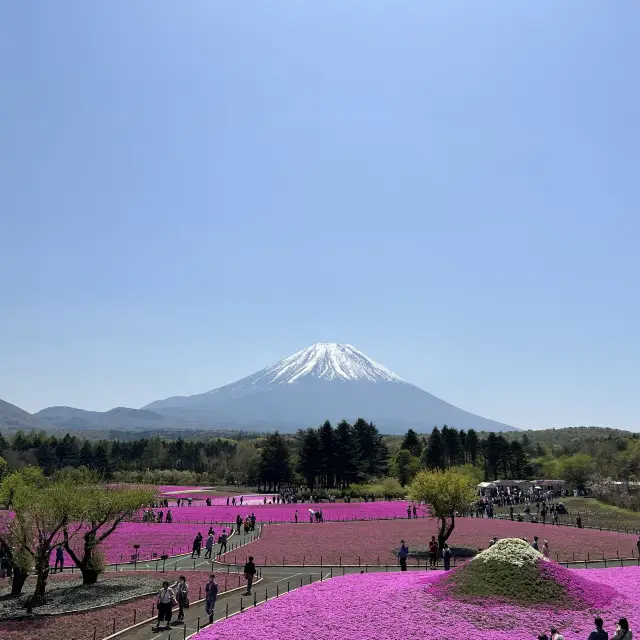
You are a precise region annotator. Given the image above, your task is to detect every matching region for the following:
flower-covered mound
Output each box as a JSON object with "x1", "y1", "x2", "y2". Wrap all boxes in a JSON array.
[
  {"x1": 436, "y1": 538, "x2": 616, "y2": 608},
  {"x1": 192, "y1": 568, "x2": 640, "y2": 640}
]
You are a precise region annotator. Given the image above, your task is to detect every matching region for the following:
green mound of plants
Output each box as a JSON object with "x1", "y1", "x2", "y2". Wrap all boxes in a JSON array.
[{"x1": 439, "y1": 538, "x2": 570, "y2": 606}]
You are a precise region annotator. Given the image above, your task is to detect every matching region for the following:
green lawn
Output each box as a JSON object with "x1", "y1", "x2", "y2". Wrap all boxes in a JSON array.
[
  {"x1": 561, "y1": 497, "x2": 640, "y2": 529},
  {"x1": 493, "y1": 497, "x2": 640, "y2": 534}
]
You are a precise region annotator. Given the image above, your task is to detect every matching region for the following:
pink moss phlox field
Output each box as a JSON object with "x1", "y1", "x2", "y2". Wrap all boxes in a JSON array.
[
  {"x1": 193, "y1": 568, "x2": 640, "y2": 640},
  {"x1": 153, "y1": 501, "x2": 423, "y2": 524},
  {"x1": 539, "y1": 561, "x2": 617, "y2": 609},
  {"x1": 60, "y1": 522, "x2": 226, "y2": 564},
  {"x1": 224, "y1": 518, "x2": 639, "y2": 565}
]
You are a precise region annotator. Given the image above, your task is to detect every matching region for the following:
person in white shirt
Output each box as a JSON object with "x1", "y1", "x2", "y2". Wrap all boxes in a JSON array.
[{"x1": 153, "y1": 580, "x2": 175, "y2": 631}]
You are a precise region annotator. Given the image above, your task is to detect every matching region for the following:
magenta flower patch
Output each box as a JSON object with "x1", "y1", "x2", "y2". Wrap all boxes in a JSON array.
[{"x1": 192, "y1": 567, "x2": 640, "y2": 640}]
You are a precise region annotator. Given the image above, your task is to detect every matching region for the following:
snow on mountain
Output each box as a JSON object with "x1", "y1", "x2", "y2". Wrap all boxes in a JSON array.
[
  {"x1": 240, "y1": 343, "x2": 405, "y2": 385},
  {"x1": 144, "y1": 343, "x2": 519, "y2": 433}
]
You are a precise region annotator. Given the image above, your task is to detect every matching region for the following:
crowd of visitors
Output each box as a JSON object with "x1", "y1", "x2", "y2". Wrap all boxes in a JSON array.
[{"x1": 537, "y1": 616, "x2": 633, "y2": 639}]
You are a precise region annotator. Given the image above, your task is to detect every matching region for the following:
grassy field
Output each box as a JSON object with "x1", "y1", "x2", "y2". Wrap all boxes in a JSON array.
[
  {"x1": 561, "y1": 497, "x2": 640, "y2": 529},
  {"x1": 493, "y1": 497, "x2": 640, "y2": 534}
]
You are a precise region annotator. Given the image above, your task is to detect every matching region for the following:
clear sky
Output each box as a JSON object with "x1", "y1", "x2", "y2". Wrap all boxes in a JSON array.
[{"x1": 1, "y1": 2, "x2": 638, "y2": 431}]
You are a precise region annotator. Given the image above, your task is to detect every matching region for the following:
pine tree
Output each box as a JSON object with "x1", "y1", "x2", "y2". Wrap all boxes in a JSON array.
[
  {"x1": 334, "y1": 421, "x2": 360, "y2": 488},
  {"x1": 465, "y1": 429, "x2": 479, "y2": 466},
  {"x1": 318, "y1": 421, "x2": 335, "y2": 488},
  {"x1": 80, "y1": 440, "x2": 94, "y2": 468},
  {"x1": 296, "y1": 428, "x2": 321, "y2": 491},
  {"x1": 400, "y1": 429, "x2": 422, "y2": 457},
  {"x1": 422, "y1": 427, "x2": 445, "y2": 469},
  {"x1": 259, "y1": 432, "x2": 291, "y2": 491}
]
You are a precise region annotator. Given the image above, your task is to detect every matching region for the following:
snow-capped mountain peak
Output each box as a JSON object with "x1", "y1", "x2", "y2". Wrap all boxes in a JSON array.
[
  {"x1": 249, "y1": 343, "x2": 406, "y2": 385},
  {"x1": 142, "y1": 342, "x2": 519, "y2": 432}
]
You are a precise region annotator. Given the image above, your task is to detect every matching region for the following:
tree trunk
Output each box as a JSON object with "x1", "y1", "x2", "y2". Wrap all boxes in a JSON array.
[
  {"x1": 80, "y1": 565, "x2": 100, "y2": 585},
  {"x1": 438, "y1": 517, "x2": 447, "y2": 550},
  {"x1": 438, "y1": 514, "x2": 456, "y2": 550},
  {"x1": 11, "y1": 567, "x2": 28, "y2": 596},
  {"x1": 32, "y1": 566, "x2": 50, "y2": 605}
]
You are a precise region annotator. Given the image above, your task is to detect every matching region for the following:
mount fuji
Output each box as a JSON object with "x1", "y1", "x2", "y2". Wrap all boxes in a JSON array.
[{"x1": 143, "y1": 343, "x2": 518, "y2": 433}]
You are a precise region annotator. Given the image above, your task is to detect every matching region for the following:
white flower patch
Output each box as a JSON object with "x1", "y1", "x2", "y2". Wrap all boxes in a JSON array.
[{"x1": 470, "y1": 537, "x2": 550, "y2": 567}]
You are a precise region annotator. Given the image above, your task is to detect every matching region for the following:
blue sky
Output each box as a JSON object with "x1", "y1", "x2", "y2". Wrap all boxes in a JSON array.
[{"x1": 1, "y1": 2, "x2": 638, "y2": 431}]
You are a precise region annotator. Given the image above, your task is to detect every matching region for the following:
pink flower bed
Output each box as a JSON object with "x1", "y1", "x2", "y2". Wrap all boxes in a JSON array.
[
  {"x1": 193, "y1": 567, "x2": 640, "y2": 640},
  {"x1": 61, "y1": 522, "x2": 235, "y2": 565},
  {"x1": 222, "y1": 518, "x2": 639, "y2": 565},
  {"x1": 153, "y1": 501, "x2": 423, "y2": 524}
]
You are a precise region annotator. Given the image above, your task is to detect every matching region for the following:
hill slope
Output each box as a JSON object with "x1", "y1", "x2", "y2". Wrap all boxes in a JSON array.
[
  {"x1": 35, "y1": 405, "x2": 197, "y2": 431},
  {"x1": 0, "y1": 398, "x2": 53, "y2": 431}
]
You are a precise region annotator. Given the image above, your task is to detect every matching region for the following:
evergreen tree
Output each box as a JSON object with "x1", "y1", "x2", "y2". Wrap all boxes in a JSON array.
[
  {"x1": 465, "y1": 429, "x2": 479, "y2": 466},
  {"x1": 318, "y1": 421, "x2": 335, "y2": 488},
  {"x1": 79, "y1": 440, "x2": 94, "y2": 468},
  {"x1": 400, "y1": 429, "x2": 422, "y2": 457},
  {"x1": 334, "y1": 421, "x2": 360, "y2": 488},
  {"x1": 422, "y1": 427, "x2": 445, "y2": 469},
  {"x1": 259, "y1": 432, "x2": 291, "y2": 491},
  {"x1": 509, "y1": 440, "x2": 528, "y2": 479},
  {"x1": 484, "y1": 433, "x2": 499, "y2": 480},
  {"x1": 442, "y1": 425, "x2": 461, "y2": 467},
  {"x1": 92, "y1": 442, "x2": 113, "y2": 477},
  {"x1": 296, "y1": 428, "x2": 321, "y2": 491},
  {"x1": 496, "y1": 435, "x2": 511, "y2": 478}
]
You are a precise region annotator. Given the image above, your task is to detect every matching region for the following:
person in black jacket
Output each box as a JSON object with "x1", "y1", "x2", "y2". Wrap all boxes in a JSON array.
[{"x1": 243, "y1": 556, "x2": 256, "y2": 595}]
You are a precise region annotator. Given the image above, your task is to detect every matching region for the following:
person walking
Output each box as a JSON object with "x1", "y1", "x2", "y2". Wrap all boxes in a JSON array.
[
  {"x1": 153, "y1": 580, "x2": 175, "y2": 631},
  {"x1": 636, "y1": 536, "x2": 640, "y2": 559},
  {"x1": 588, "y1": 616, "x2": 609, "y2": 640},
  {"x1": 170, "y1": 576, "x2": 189, "y2": 622},
  {"x1": 54, "y1": 546, "x2": 64, "y2": 573},
  {"x1": 542, "y1": 540, "x2": 550, "y2": 558},
  {"x1": 428, "y1": 536, "x2": 438, "y2": 569},
  {"x1": 191, "y1": 535, "x2": 199, "y2": 559},
  {"x1": 204, "y1": 533, "x2": 214, "y2": 559},
  {"x1": 442, "y1": 543, "x2": 452, "y2": 571},
  {"x1": 204, "y1": 574, "x2": 218, "y2": 625},
  {"x1": 243, "y1": 556, "x2": 256, "y2": 595},
  {"x1": 218, "y1": 530, "x2": 227, "y2": 556},
  {"x1": 398, "y1": 540, "x2": 409, "y2": 571},
  {"x1": 612, "y1": 618, "x2": 632, "y2": 640},
  {"x1": 532, "y1": 536, "x2": 539, "y2": 551},
  {"x1": 236, "y1": 514, "x2": 242, "y2": 534}
]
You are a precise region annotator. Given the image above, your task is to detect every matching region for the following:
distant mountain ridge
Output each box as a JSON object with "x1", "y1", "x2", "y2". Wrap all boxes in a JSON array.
[
  {"x1": 2, "y1": 343, "x2": 521, "y2": 434},
  {"x1": 34, "y1": 406, "x2": 175, "y2": 431},
  {"x1": 144, "y1": 343, "x2": 520, "y2": 433},
  {"x1": 0, "y1": 398, "x2": 53, "y2": 431}
]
